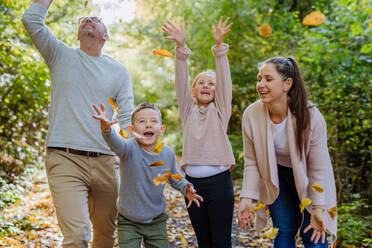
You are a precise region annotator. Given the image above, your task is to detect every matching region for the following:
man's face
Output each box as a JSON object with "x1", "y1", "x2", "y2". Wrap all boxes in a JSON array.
[{"x1": 77, "y1": 17, "x2": 107, "y2": 44}]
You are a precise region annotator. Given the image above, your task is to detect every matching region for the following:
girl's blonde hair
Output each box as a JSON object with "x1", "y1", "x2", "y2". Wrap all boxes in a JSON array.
[{"x1": 191, "y1": 70, "x2": 216, "y2": 88}]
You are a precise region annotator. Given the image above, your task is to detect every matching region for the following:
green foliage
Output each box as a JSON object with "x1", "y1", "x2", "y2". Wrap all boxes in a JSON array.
[
  {"x1": 337, "y1": 194, "x2": 372, "y2": 247},
  {"x1": 109, "y1": 0, "x2": 371, "y2": 205},
  {"x1": 0, "y1": 0, "x2": 91, "y2": 201}
]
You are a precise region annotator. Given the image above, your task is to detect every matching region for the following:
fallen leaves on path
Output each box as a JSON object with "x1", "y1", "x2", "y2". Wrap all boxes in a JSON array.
[{"x1": 0, "y1": 169, "x2": 295, "y2": 247}]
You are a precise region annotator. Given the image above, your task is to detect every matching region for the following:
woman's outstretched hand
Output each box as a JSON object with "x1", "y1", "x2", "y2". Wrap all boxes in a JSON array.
[
  {"x1": 212, "y1": 16, "x2": 233, "y2": 47},
  {"x1": 92, "y1": 104, "x2": 118, "y2": 132},
  {"x1": 161, "y1": 21, "x2": 185, "y2": 47},
  {"x1": 303, "y1": 208, "x2": 327, "y2": 244},
  {"x1": 238, "y1": 198, "x2": 255, "y2": 230}
]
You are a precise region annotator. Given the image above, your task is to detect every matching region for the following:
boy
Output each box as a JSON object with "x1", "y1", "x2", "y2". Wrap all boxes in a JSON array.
[{"x1": 92, "y1": 102, "x2": 203, "y2": 248}]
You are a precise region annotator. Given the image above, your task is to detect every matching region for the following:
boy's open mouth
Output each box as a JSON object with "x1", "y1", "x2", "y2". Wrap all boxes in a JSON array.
[{"x1": 144, "y1": 131, "x2": 154, "y2": 137}]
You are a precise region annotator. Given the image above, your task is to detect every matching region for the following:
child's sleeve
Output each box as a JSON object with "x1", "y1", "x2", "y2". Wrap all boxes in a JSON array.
[
  {"x1": 212, "y1": 43, "x2": 232, "y2": 130},
  {"x1": 168, "y1": 149, "x2": 189, "y2": 195},
  {"x1": 102, "y1": 128, "x2": 129, "y2": 159},
  {"x1": 175, "y1": 45, "x2": 194, "y2": 122}
]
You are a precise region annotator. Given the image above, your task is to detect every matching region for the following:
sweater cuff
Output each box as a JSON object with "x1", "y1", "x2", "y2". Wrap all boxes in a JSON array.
[
  {"x1": 175, "y1": 44, "x2": 191, "y2": 61},
  {"x1": 212, "y1": 43, "x2": 229, "y2": 57},
  {"x1": 29, "y1": 2, "x2": 48, "y2": 16}
]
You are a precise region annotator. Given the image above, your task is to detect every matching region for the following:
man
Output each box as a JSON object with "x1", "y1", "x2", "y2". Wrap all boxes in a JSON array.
[{"x1": 22, "y1": 1, "x2": 134, "y2": 247}]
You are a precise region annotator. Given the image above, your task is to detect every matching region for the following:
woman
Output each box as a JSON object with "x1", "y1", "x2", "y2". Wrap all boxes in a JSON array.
[{"x1": 238, "y1": 56, "x2": 337, "y2": 247}]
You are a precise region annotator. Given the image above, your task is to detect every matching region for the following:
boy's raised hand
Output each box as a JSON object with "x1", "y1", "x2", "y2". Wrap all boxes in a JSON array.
[
  {"x1": 161, "y1": 21, "x2": 185, "y2": 47},
  {"x1": 185, "y1": 184, "x2": 204, "y2": 208},
  {"x1": 212, "y1": 16, "x2": 233, "y2": 46},
  {"x1": 92, "y1": 104, "x2": 118, "y2": 132}
]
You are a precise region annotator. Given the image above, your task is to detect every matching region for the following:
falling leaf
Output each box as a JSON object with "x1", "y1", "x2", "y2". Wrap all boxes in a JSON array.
[
  {"x1": 154, "y1": 142, "x2": 164, "y2": 153},
  {"x1": 263, "y1": 228, "x2": 279, "y2": 239},
  {"x1": 119, "y1": 18, "x2": 123, "y2": 23},
  {"x1": 84, "y1": 0, "x2": 88, "y2": 8},
  {"x1": 171, "y1": 174, "x2": 183, "y2": 181},
  {"x1": 238, "y1": 152, "x2": 244, "y2": 160},
  {"x1": 299, "y1": 198, "x2": 312, "y2": 212},
  {"x1": 258, "y1": 23, "x2": 272, "y2": 37},
  {"x1": 108, "y1": 97, "x2": 120, "y2": 113},
  {"x1": 250, "y1": 202, "x2": 265, "y2": 213},
  {"x1": 311, "y1": 183, "x2": 324, "y2": 193},
  {"x1": 153, "y1": 174, "x2": 169, "y2": 185},
  {"x1": 302, "y1": 11, "x2": 327, "y2": 26},
  {"x1": 149, "y1": 161, "x2": 166, "y2": 167},
  {"x1": 328, "y1": 206, "x2": 338, "y2": 219},
  {"x1": 119, "y1": 129, "x2": 128, "y2": 139},
  {"x1": 153, "y1": 49, "x2": 174, "y2": 57}
]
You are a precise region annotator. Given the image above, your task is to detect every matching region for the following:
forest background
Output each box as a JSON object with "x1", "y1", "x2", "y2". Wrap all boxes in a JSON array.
[{"x1": 0, "y1": 0, "x2": 371, "y2": 246}]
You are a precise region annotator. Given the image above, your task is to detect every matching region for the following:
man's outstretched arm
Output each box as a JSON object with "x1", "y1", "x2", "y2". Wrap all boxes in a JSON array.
[{"x1": 34, "y1": 0, "x2": 53, "y2": 9}]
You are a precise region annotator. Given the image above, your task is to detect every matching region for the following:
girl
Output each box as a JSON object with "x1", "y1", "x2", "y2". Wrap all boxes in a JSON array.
[
  {"x1": 162, "y1": 17, "x2": 235, "y2": 248},
  {"x1": 237, "y1": 56, "x2": 337, "y2": 247}
]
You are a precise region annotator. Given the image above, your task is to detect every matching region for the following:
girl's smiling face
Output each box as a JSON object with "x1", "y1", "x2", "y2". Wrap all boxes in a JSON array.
[{"x1": 191, "y1": 73, "x2": 216, "y2": 107}]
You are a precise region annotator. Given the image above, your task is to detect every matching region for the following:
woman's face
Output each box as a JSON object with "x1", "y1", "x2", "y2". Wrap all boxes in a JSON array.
[
  {"x1": 191, "y1": 74, "x2": 216, "y2": 107},
  {"x1": 256, "y1": 63, "x2": 292, "y2": 105}
]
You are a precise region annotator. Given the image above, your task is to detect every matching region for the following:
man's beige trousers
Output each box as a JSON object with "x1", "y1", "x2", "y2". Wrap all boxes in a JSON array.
[{"x1": 45, "y1": 148, "x2": 120, "y2": 248}]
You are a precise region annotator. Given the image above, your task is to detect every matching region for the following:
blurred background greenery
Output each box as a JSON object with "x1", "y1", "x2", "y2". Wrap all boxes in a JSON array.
[{"x1": 1, "y1": 0, "x2": 371, "y2": 246}]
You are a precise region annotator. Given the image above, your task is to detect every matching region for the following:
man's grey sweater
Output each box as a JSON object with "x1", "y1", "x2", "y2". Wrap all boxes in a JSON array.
[
  {"x1": 22, "y1": 3, "x2": 134, "y2": 154},
  {"x1": 103, "y1": 129, "x2": 189, "y2": 223}
]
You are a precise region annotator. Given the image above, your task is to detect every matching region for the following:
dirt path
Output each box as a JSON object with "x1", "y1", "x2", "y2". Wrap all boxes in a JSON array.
[{"x1": 0, "y1": 170, "x2": 274, "y2": 247}]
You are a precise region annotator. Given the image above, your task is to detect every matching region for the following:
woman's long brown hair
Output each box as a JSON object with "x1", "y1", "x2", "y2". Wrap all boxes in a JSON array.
[{"x1": 259, "y1": 56, "x2": 310, "y2": 159}]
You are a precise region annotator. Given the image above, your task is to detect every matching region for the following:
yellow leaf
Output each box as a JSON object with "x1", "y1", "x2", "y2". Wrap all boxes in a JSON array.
[
  {"x1": 119, "y1": 18, "x2": 123, "y2": 23},
  {"x1": 108, "y1": 97, "x2": 120, "y2": 113},
  {"x1": 250, "y1": 202, "x2": 265, "y2": 213},
  {"x1": 311, "y1": 183, "x2": 324, "y2": 193},
  {"x1": 171, "y1": 174, "x2": 183, "y2": 181},
  {"x1": 238, "y1": 152, "x2": 244, "y2": 160},
  {"x1": 302, "y1": 11, "x2": 327, "y2": 26},
  {"x1": 258, "y1": 23, "x2": 272, "y2": 37},
  {"x1": 299, "y1": 198, "x2": 312, "y2": 212},
  {"x1": 153, "y1": 174, "x2": 169, "y2": 185},
  {"x1": 328, "y1": 206, "x2": 338, "y2": 219},
  {"x1": 153, "y1": 170, "x2": 172, "y2": 185},
  {"x1": 153, "y1": 49, "x2": 174, "y2": 57},
  {"x1": 154, "y1": 142, "x2": 164, "y2": 153},
  {"x1": 119, "y1": 129, "x2": 128, "y2": 139},
  {"x1": 263, "y1": 228, "x2": 279, "y2": 239},
  {"x1": 178, "y1": 235, "x2": 188, "y2": 245},
  {"x1": 149, "y1": 161, "x2": 166, "y2": 167}
]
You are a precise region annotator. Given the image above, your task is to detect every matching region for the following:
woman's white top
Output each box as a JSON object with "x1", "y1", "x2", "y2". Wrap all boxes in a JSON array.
[
  {"x1": 270, "y1": 118, "x2": 292, "y2": 167},
  {"x1": 184, "y1": 164, "x2": 230, "y2": 178}
]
